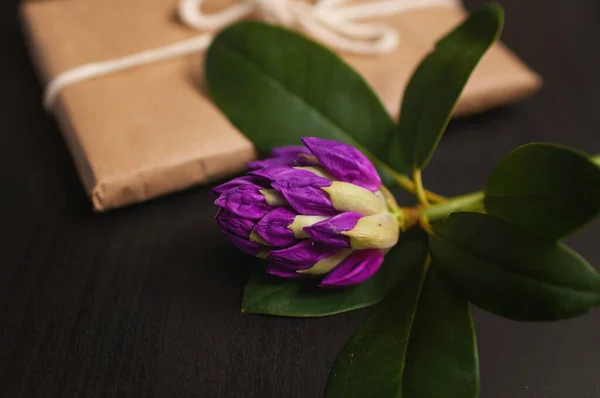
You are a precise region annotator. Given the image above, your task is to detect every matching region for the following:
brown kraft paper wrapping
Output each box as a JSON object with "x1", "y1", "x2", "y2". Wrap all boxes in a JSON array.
[{"x1": 20, "y1": 0, "x2": 542, "y2": 211}]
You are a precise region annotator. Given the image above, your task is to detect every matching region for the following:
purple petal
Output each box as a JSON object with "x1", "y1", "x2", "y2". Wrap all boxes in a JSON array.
[
  {"x1": 214, "y1": 184, "x2": 272, "y2": 220},
  {"x1": 303, "y1": 212, "x2": 362, "y2": 247},
  {"x1": 250, "y1": 166, "x2": 293, "y2": 181},
  {"x1": 212, "y1": 175, "x2": 266, "y2": 196},
  {"x1": 302, "y1": 137, "x2": 381, "y2": 191},
  {"x1": 267, "y1": 168, "x2": 336, "y2": 216},
  {"x1": 266, "y1": 263, "x2": 306, "y2": 279},
  {"x1": 253, "y1": 207, "x2": 298, "y2": 247},
  {"x1": 247, "y1": 157, "x2": 300, "y2": 170},
  {"x1": 248, "y1": 146, "x2": 316, "y2": 170},
  {"x1": 268, "y1": 240, "x2": 340, "y2": 270},
  {"x1": 215, "y1": 209, "x2": 255, "y2": 239},
  {"x1": 223, "y1": 232, "x2": 265, "y2": 256},
  {"x1": 247, "y1": 155, "x2": 316, "y2": 170},
  {"x1": 320, "y1": 249, "x2": 384, "y2": 287},
  {"x1": 272, "y1": 146, "x2": 311, "y2": 158}
]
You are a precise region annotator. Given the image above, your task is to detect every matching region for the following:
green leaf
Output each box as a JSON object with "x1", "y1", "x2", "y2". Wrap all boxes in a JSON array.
[
  {"x1": 326, "y1": 265, "x2": 479, "y2": 398},
  {"x1": 403, "y1": 269, "x2": 479, "y2": 398},
  {"x1": 205, "y1": 21, "x2": 400, "y2": 172},
  {"x1": 391, "y1": 4, "x2": 504, "y2": 172},
  {"x1": 242, "y1": 230, "x2": 428, "y2": 317},
  {"x1": 485, "y1": 143, "x2": 600, "y2": 240},
  {"x1": 430, "y1": 212, "x2": 600, "y2": 321}
]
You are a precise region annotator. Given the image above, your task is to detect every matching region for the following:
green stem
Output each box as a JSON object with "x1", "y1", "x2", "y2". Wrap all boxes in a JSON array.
[
  {"x1": 419, "y1": 153, "x2": 600, "y2": 224},
  {"x1": 420, "y1": 191, "x2": 485, "y2": 223},
  {"x1": 379, "y1": 163, "x2": 447, "y2": 203},
  {"x1": 342, "y1": 139, "x2": 446, "y2": 203},
  {"x1": 413, "y1": 169, "x2": 430, "y2": 207}
]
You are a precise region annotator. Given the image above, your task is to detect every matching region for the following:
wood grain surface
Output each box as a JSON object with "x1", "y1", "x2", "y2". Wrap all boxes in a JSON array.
[{"x1": 1, "y1": 0, "x2": 599, "y2": 397}]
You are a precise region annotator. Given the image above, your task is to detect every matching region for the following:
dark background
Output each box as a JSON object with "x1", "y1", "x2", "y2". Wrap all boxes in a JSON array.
[{"x1": 2, "y1": 0, "x2": 600, "y2": 397}]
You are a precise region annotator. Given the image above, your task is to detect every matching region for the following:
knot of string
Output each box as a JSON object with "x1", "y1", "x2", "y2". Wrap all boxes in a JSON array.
[{"x1": 44, "y1": 0, "x2": 458, "y2": 110}]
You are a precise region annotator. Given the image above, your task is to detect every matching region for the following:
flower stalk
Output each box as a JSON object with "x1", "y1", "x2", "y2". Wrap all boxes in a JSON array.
[
  {"x1": 216, "y1": 137, "x2": 600, "y2": 288},
  {"x1": 416, "y1": 152, "x2": 600, "y2": 225},
  {"x1": 420, "y1": 191, "x2": 485, "y2": 223},
  {"x1": 404, "y1": 152, "x2": 600, "y2": 227},
  {"x1": 412, "y1": 169, "x2": 430, "y2": 207},
  {"x1": 380, "y1": 164, "x2": 446, "y2": 203}
]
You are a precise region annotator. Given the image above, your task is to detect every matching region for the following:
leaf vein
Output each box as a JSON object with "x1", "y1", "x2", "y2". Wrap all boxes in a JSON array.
[{"x1": 213, "y1": 40, "x2": 391, "y2": 170}]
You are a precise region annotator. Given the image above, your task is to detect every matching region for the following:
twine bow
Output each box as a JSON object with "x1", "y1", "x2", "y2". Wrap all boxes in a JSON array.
[{"x1": 44, "y1": 0, "x2": 458, "y2": 110}]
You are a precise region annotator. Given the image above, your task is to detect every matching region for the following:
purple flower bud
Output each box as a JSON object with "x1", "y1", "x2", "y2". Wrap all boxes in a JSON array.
[
  {"x1": 214, "y1": 137, "x2": 400, "y2": 288},
  {"x1": 343, "y1": 213, "x2": 399, "y2": 250},
  {"x1": 254, "y1": 167, "x2": 337, "y2": 216},
  {"x1": 322, "y1": 181, "x2": 387, "y2": 216},
  {"x1": 253, "y1": 207, "x2": 297, "y2": 247},
  {"x1": 212, "y1": 175, "x2": 265, "y2": 196},
  {"x1": 249, "y1": 166, "x2": 293, "y2": 181},
  {"x1": 214, "y1": 184, "x2": 284, "y2": 220},
  {"x1": 320, "y1": 249, "x2": 384, "y2": 287},
  {"x1": 215, "y1": 208, "x2": 255, "y2": 239},
  {"x1": 301, "y1": 137, "x2": 381, "y2": 192},
  {"x1": 224, "y1": 232, "x2": 265, "y2": 257},
  {"x1": 303, "y1": 212, "x2": 362, "y2": 247},
  {"x1": 266, "y1": 263, "x2": 306, "y2": 279},
  {"x1": 247, "y1": 146, "x2": 316, "y2": 170},
  {"x1": 268, "y1": 240, "x2": 341, "y2": 271}
]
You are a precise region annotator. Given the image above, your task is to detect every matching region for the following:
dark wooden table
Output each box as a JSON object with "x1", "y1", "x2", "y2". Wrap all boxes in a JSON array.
[{"x1": 2, "y1": 0, "x2": 600, "y2": 397}]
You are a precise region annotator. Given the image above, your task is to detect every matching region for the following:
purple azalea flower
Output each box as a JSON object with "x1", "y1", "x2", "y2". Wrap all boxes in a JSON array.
[{"x1": 213, "y1": 137, "x2": 400, "y2": 288}]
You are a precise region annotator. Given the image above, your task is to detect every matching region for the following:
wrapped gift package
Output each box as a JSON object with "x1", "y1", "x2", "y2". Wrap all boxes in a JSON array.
[{"x1": 20, "y1": 0, "x2": 542, "y2": 211}]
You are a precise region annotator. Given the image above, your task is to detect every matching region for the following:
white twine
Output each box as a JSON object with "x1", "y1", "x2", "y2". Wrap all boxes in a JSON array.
[{"x1": 44, "y1": 0, "x2": 459, "y2": 111}]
